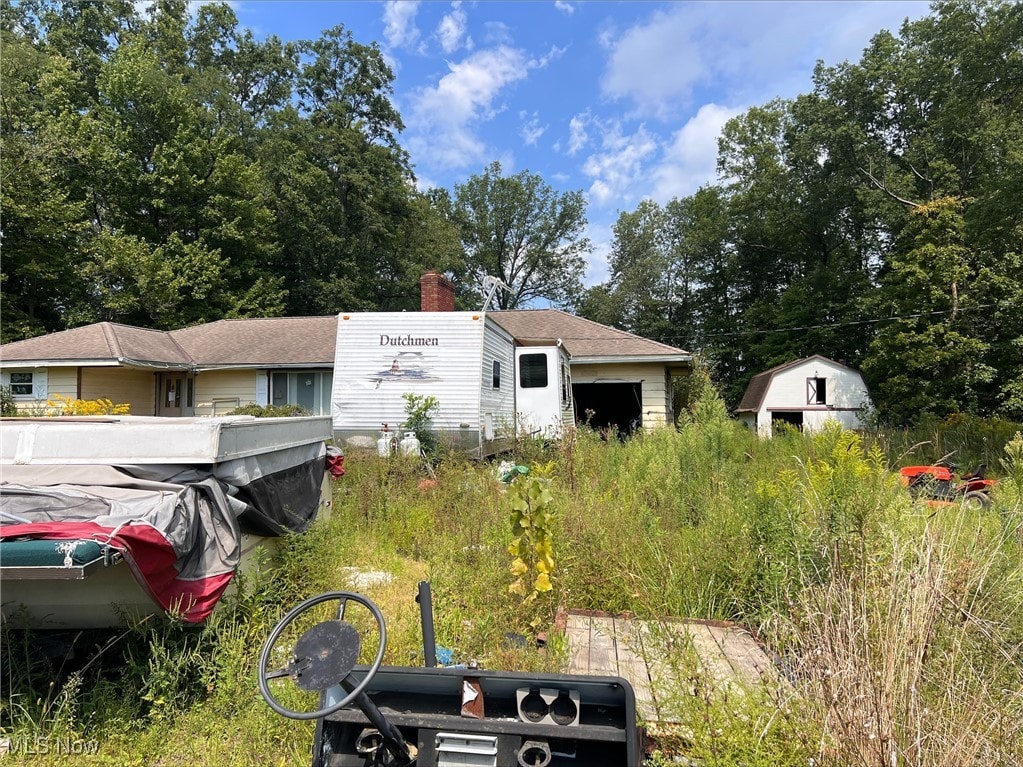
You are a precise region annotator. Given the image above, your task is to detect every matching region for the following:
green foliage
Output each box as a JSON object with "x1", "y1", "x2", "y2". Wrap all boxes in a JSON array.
[
  {"x1": 226, "y1": 403, "x2": 311, "y2": 417},
  {"x1": 577, "y1": 2, "x2": 1023, "y2": 424},
  {"x1": 4, "y1": 415, "x2": 1022, "y2": 764},
  {"x1": 1, "y1": 0, "x2": 461, "y2": 336},
  {"x1": 449, "y1": 161, "x2": 590, "y2": 309},
  {"x1": 506, "y1": 474, "x2": 557, "y2": 607},
  {"x1": 0, "y1": 385, "x2": 16, "y2": 416},
  {"x1": 401, "y1": 392, "x2": 439, "y2": 455}
]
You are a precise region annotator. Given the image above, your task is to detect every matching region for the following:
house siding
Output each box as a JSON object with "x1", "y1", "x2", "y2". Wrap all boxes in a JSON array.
[
  {"x1": 80, "y1": 367, "x2": 156, "y2": 414},
  {"x1": 570, "y1": 362, "x2": 674, "y2": 428},
  {"x1": 194, "y1": 370, "x2": 258, "y2": 416}
]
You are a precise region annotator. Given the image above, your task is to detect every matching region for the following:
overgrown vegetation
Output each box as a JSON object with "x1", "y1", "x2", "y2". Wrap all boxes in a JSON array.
[
  {"x1": 226, "y1": 403, "x2": 312, "y2": 418},
  {"x1": 2, "y1": 411, "x2": 1021, "y2": 765},
  {"x1": 400, "y1": 392, "x2": 440, "y2": 455}
]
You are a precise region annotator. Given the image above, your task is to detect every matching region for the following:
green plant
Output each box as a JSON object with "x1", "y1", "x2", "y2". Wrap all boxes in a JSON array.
[
  {"x1": 507, "y1": 474, "x2": 556, "y2": 609},
  {"x1": 226, "y1": 403, "x2": 311, "y2": 418},
  {"x1": 0, "y1": 385, "x2": 16, "y2": 416},
  {"x1": 401, "y1": 392, "x2": 439, "y2": 455}
]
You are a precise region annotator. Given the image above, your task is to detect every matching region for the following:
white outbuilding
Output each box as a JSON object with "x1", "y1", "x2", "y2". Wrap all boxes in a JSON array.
[{"x1": 736, "y1": 355, "x2": 872, "y2": 437}]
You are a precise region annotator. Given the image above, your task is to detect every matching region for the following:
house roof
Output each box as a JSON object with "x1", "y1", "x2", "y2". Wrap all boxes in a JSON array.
[
  {"x1": 0, "y1": 318, "x2": 337, "y2": 369},
  {"x1": 0, "y1": 322, "x2": 192, "y2": 367},
  {"x1": 169, "y1": 317, "x2": 337, "y2": 368},
  {"x1": 736, "y1": 355, "x2": 862, "y2": 413},
  {"x1": 1, "y1": 312, "x2": 686, "y2": 370},
  {"x1": 490, "y1": 309, "x2": 690, "y2": 365}
]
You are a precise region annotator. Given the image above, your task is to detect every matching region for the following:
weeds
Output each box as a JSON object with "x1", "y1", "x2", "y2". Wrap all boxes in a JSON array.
[{"x1": 2, "y1": 412, "x2": 1021, "y2": 765}]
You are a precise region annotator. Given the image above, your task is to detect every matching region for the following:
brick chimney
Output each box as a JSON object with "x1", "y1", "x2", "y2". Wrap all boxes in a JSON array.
[{"x1": 420, "y1": 271, "x2": 455, "y2": 311}]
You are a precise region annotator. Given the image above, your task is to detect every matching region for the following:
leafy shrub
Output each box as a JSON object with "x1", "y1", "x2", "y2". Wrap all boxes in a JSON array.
[
  {"x1": 46, "y1": 393, "x2": 130, "y2": 415},
  {"x1": 226, "y1": 403, "x2": 311, "y2": 418},
  {"x1": 0, "y1": 385, "x2": 16, "y2": 416},
  {"x1": 401, "y1": 392, "x2": 439, "y2": 454}
]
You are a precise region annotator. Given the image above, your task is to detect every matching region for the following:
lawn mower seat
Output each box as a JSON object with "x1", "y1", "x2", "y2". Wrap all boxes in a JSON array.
[{"x1": 962, "y1": 464, "x2": 987, "y2": 481}]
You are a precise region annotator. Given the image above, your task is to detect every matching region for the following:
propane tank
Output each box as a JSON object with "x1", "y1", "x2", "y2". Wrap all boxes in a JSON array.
[
  {"x1": 400, "y1": 430, "x2": 421, "y2": 456},
  {"x1": 377, "y1": 425, "x2": 393, "y2": 457}
]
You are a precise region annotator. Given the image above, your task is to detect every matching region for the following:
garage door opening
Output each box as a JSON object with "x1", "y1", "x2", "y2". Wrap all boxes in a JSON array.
[
  {"x1": 573, "y1": 382, "x2": 642, "y2": 437},
  {"x1": 771, "y1": 411, "x2": 804, "y2": 432}
]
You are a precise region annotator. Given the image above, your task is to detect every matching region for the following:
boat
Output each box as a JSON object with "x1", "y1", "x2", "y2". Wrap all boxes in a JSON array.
[{"x1": 0, "y1": 415, "x2": 334, "y2": 629}]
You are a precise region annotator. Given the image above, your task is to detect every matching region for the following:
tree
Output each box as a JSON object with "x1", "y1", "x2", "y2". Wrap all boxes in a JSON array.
[
  {"x1": 862, "y1": 197, "x2": 996, "y2": 422},
  {"x1": 450, "y1": 161, "x2": 590, "y2": 309}
]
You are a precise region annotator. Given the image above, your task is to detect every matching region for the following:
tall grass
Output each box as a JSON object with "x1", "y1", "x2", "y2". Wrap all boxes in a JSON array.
[{"x1": 2, "y1": 409, "x2": 1021, "y2": 765}]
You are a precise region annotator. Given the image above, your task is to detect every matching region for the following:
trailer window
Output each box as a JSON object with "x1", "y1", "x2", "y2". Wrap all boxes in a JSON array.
[
  {"x1": 492, "y1": 360, "x2": 501, "y2": 389},
  {"x1": 519, "y1": 353, "x2": 549, "y2": 388}
]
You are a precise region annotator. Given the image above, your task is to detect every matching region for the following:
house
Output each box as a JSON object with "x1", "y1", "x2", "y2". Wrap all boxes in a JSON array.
[
  {"x1": 1, "y1": 274, "x2": 692, "y2": 433},
  {"x1": 0, "y1": 317, "x2": 337, "y2": 418},
  {"x1": 736, "y1": 355, "x2": 873, "y2": 437}
]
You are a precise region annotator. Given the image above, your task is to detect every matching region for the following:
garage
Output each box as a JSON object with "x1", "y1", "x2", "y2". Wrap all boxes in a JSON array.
[{"x1": 573, "y1": 382, "x2": 643, "y2": 436}]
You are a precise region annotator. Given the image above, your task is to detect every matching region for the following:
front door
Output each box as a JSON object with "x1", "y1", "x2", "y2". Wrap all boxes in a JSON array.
[{"x1": 158, "y1": 374, "x2": 193, "y2": 417}]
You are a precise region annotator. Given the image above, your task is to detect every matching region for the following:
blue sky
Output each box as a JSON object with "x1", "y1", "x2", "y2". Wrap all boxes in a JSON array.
[{"x1": 231, "y1": 0, "x2": 931, "y2": 286}]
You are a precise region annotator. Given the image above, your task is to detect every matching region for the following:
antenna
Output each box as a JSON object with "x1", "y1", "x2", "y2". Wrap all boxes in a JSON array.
[{"x1": 481, "y1": 275, "x2": 511, "y2": 311}]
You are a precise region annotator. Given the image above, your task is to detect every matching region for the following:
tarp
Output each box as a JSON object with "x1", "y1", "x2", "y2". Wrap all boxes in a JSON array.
[{"x1": 0, "y1": 465, "x2": 242, "y2": 622}]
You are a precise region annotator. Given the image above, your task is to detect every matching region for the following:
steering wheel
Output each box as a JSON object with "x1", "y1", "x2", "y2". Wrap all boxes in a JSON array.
[{"x1": 257, "y1": 591, "x2": 387, "y2": 720}]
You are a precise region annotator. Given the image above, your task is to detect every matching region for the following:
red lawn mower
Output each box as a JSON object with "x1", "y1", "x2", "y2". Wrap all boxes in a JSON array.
[{"x1": 899, "y1": 459, "x2": 996, "y2": 510}]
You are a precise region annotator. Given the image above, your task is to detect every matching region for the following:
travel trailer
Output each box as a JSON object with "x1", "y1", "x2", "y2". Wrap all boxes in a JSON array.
[{"x1": 331, "y1": 311, "x2": 572, "y2": 456}]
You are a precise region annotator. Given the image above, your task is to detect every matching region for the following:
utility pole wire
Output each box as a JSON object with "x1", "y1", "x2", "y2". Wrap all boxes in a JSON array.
[{"x1": 650, "y1": 302, "x2": 1002, "y2": 344}]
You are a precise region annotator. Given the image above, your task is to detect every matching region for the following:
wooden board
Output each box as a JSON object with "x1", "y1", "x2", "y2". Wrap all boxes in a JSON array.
[{"x1": 562, "y1": 611, "x2": 780, "y2": 726}]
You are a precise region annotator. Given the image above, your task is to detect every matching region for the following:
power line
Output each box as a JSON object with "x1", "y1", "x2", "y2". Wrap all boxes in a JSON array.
[{"x1": 650, "y1": 302, "x2": 1002, "y2": 344}]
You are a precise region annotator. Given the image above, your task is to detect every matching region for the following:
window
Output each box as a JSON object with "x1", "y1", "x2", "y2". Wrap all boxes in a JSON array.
[
  {"x1": 9, "y1": 372, "x2": 33, "y2": 396},
  {"x1": 519, "y1": 353, "x2": 549, "y2": 388},
  {"x1": 492, "y1": 360, "x2": 501, "y2": 389},
  {"x1": 807, "y1": 377, "x2": 827, "y2": 405},
  {"x1": 270, "y1": 371, "x2": 331, "y2": 415}
]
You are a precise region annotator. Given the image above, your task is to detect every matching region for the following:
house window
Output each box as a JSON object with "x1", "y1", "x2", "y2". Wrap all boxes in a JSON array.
[
  {"x1": 9, "y1": 372, "x2": 33, "y2": 397},
  {"x1": 519, "y1": 353, "x2": 549, "y2": 388},
  {"x1": 808, "y1": 377, "x2": 827, "y2": 405},
  {"x1": 270, "y1": 371, "x2": 331, "y2": 415},
  {"x1": 492, "y1": 360, "x2": 501, "y2": 389}
]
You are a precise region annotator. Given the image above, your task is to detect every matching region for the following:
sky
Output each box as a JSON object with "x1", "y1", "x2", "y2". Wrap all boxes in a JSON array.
[{"x1": 230, "y1": 0, "x2": 932, "y2": 287}]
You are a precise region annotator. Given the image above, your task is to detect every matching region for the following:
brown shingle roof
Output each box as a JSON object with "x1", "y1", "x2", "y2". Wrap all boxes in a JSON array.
[
  {"x1": 0, "y1": 323, "x2": 191, "y2": 366},
  {"x1": 1, "y1": 312, "x2": 682, "y2": 370},
  {"x1": 170, "y1": 317, "x2": 337, "y2": 367},
  {"x1": 490, "y1": 309, "x2": 690, "y2": 362}
]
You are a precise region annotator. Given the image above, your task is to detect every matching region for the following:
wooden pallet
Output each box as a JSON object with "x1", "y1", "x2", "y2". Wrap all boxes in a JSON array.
[{"x1": 563, "y1": 611, "x2": 779, "y2": 724}]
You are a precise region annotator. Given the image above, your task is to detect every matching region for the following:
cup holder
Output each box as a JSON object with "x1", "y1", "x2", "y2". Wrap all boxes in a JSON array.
[{"x1": 515, "y1": 687, "x2": 580, "y2": 727}]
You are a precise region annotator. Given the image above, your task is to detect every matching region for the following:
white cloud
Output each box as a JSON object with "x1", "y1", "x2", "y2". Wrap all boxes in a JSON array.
[
  {"x1": 580, "y1": 121, "x2": 658, "y2": 207},
  {"x1": 519, "y1": 111, "x2": 546, "y2": 146},
  {"x1": 554, "y1": 1, "x2": 575, "y2": 15},
  {"x1": 437, "y1": 2, "x2": 469, "y2": 54},
  {"x1": 383, "y1": 0, "x2": 421, "y2": 49},
  {"x1": 567, "y1": 113, "x2": 590, "y2": 156},
  {"x1": 650, "y1": 103, "x2": 742, "y2": 202},
  {"x1": 600, "y1": 2, "x2": 929, "y2": 118},
  {"x1": 407, "y1": 46, "x2": 531, "y2": 169}
]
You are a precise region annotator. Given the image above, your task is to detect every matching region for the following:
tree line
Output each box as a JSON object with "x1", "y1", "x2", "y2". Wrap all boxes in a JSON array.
[
  {"x1": 2, "y1": 0, "x2": 1020, "y2": 424},
  {"x1": 578, "y1": 0, "x2": 1022, "y2": 423},
  {"x1": 1, "y1": 0, "x2": 587, "y2": 338}
]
